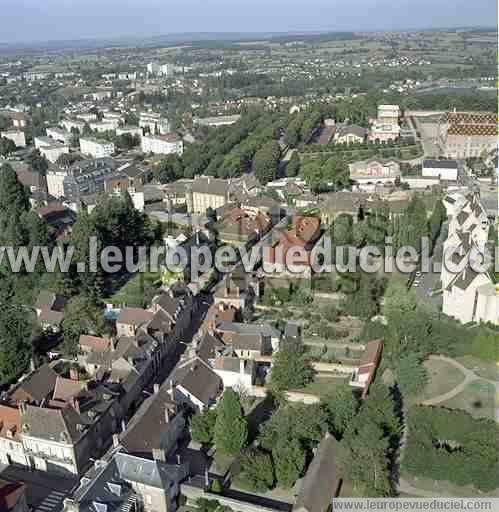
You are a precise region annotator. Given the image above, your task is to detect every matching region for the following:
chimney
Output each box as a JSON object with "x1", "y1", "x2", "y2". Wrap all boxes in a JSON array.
[
  {"x1": 168, "y1": 380, "x2": 174, "y2": 395},
  {"x1": 121, "y1": 419, "x2": 126, "y2": 432},
  {"x1": 71, "y1": 397, "x2": 80, "y2": 414},
  {"x1": 239, "y1": 359, "x2": 245, "y2": 375},
  {"x1": 204, "y1": 467, "x2": 210, "y2": 490},
  {"x1": 112, "y1": 433, "x2": 120, "y2": 448},
  {"x1": 30, "y1": 358, "x2": 36, "y2": 372},
  {"x1": 18, "y1": 401, "x2": 27, "y2": 416},
  {"x1": 153, "y1": 383, "x2": 160, "y2": 394},
  {"x1": 165, "y1": 407, "x2": 170, "y2": 423},
  {"x1": 176, "y1": 454, "x2": 181, "y2": 465}
]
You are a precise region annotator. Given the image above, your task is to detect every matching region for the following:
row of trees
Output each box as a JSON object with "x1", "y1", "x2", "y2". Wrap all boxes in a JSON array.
[
  {"x1": 159, "y1": 111, "x2": 290, "y2": 183},
  {"x1": 403, "y1": 405, "x2": 499, "y2": 492},
  {"x1": 331, "y1": 196, "x2": 446, "y2": 257},
  {"x1": 190, "y1": 383, "x2": 362, "y2": 493},
  {"x1": 284, "y1": 110, "x2": 322, "y2": 148},
  {"x1": 0, "y1": 164, "x2": 53, "y2": 383}
]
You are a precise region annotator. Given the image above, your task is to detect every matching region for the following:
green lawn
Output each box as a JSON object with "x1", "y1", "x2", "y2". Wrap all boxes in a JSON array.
[
  {"x1": 400, "y1": 472, "x2": 499, "y2": 498},
  {"x1": 297, "y1": 375, "x2": 349, "y2": 399},
  {"x1": 456, "y1": 356, "x2": 499, "y2": 382},
  {"x1": 420, "y1": 359, "x2": 466, "y2": 401},
  {"x1": 442, "y1": 380, "x2": 496, "y2": 420},
  {"x1": 108, "y1": 270, "x2": 162, "y2": 308}
]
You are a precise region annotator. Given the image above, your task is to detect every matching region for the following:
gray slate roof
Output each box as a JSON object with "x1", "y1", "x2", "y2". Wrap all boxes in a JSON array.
[{"x1": 293, "y1": 433, "x2": 341, "y2": 512}]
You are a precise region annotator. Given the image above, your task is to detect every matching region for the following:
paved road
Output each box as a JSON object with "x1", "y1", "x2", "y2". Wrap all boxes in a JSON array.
[
  {"x1": 412, "y1": 222, "x2": 448, "y2": 308},
  {"x1": 0, "y1": 464, "x2": 76, "y2": 512}
]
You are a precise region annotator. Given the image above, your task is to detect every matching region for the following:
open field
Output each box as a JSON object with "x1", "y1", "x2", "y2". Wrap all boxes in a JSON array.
[
  {"x1": 442, "y1": 380, "x2": 496, "y2": 420},
  {"x1": 297, "y1": 375, "x2": 350, "y2": 399},
  {"x1": 420, "y1": 358, "x2": 466, "y2": 401},
  {"x1": 455, "y1": 356, "x2": 498, "y2": 382}
]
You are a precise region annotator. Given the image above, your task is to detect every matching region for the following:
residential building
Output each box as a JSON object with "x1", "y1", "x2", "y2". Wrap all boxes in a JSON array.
[
  {"x1": 0, "y1": 405, "x2": 30, "y2": 468},
  {"x1": 167, "y1": 358, "x2": 222, "y2": 412},
  {"x1": 422, "y1": 159, "x2": 458, "y2": 181},
  {"x1": 211, "y1": 357, "x2": 255, "y2": 391},
  {"x1": 141, "y1": 133, "x2": 183, "y2": 156},
  {"x1": 369, "y1": 104, "x2": 400, "y2": 142},
  {"x1": 62, "y1": 157, "x2": 120, "y2": 204},
  {"x1": 36, "y1": 203, "x2": 76, "y2": 241},
  {"x1": 213, "y1": 267, "x2": 256, "y2": 311},
  {"x1": 116, "y1": 308, "x2": 154, "y2": 338},
  {"x1": 61, "y1": 119, "x2": 85, "y2": 133},
  {"x1": 40, "y1": 143, "x2": 70, "y2": 163},
  {"x1": 89, "y1": 120, "x2": 119, "y2": 132},
  {"x1": 349, "y1": 159, "x2": 400, "y2": 189},
  {"x1": 215, "y1": 207, "x2": 272, "y2": 247},
  {"x1": 293, "y1": 433, "x2": 341, "y2": 512},
  {"x1": 9, "y1": 363, "x2": 59, "y2": 406},
  {"x1": 76, "y1": 113, "x2": 98, "y2": 123},
  {"x1": 376, "y1": 104, "x2": 400, "y2": 124},
  {"x1": 333, "y1": 124, "x2": 367, "y2": 144},
  {"x1": 35, "y1": 136, "x2": 70, "y2": 163},
  {"x1": 214, "y1": 322, "x2": 281, "y2": 351},
  {"x1": 34, "y1": 290, "x2": 68, "y2": 332},
  {"x1": 46, "y1": 127, "x2": 72, "y2": 145},
  {"x1": 119, "y1": 384, "x2": 185, "y2": 461},
  {"x1": 193, "y1": 115, "x2": 241, "y2": 127},
  {"x1": 262, "y1": 215, "x2": 321, "y2": 278},
  {"x1": 116, "y1": 125, "x2": 142, "y2": 137},
  {"x1": 9, "y1": 112, "x2": 29, "y2": 129},
  {"x1": 349, "y1": 339, "x2": 383, "y2": 398},
  {"x1": 80, "y1": 138, "x2": 115, "y2": 158},
  {"x1": 0, "y1": 130, "x2": 26, "y2": 147},
  {"x1": 139, "y1": 112, "x2": 170, "y2": 134},
  {"x1": 186, "y1": 176, "x2": 231, "y2": 214},
  {"x1": 0, "y1": 479, "x2": 28, "y2": 512},
  {"x1": 63, "y1": 451, "x2": 189, "y2": 512},
  {"x1": 9, "y1": 161, "x2": 47, "y2": 195}
]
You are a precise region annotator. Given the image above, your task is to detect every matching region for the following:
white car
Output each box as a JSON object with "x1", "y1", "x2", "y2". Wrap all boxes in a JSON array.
[
  {"x1": 413, "y1": 281, "x2": 420, "y2": 287},
  {"x1": 415, "y1": 271, "x2": 422, "y2": 278}
]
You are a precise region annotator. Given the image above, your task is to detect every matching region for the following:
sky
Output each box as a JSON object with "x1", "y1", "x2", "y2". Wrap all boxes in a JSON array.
[{"x1": 0, "y1": 0, "x2": 496, "y2": 44}]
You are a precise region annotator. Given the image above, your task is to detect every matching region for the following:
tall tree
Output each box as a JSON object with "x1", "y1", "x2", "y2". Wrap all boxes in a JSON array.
[
  {"x1": 395, "y1": 353, "x2": 428, "y2": 396},
  {"x1": 272, "y1": 438, "x2": 306, "y2": 488},
  {"x1": 252, "y1": 140, "x2": 280, "y2": 184},
  {"x1": 0, "y1": 281, "x2": 33, "y2": 384},
  {"x1": 238, "y1": 449, "x2": 275, "y2": 492},
  {"x1": 61, "y1": 296, "x2": 107, "y2": 356},
  {"x1": 214, "y1": 389, "x2": 248, "y2": 456},
  {"x1": 324, "y1": 384, "x2": 359, "y2": 438},
  {"x1": 269, "y1": 337, "x2": 313, "y2": 394},
  {"x1": 190, "y1": 408, "x2": 217, "y2": 445}
]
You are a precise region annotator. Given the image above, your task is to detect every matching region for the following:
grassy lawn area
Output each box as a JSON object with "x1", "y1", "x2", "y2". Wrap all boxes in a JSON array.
[
  {"x1": 441, "y1": 380, "x2": 496, "y2": 420},
  {"x1": 210, "y1": 452, "x2": 235, "y2": 477},
  {"x1": 400, "y1": 472, "x2": 499, "y2": 498},
  {"x1": 420, "y1": 359, "x2": 466, "y2": 401},
  {"x1": 297, "y1": 375, "x2": 349, "y2": 399},
  {"x1": 108, "y1": 270, "x2": 162, "y2": 308},
  {"x1": 455, "y1": 356, "x2": 498, "y2": 382}
]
